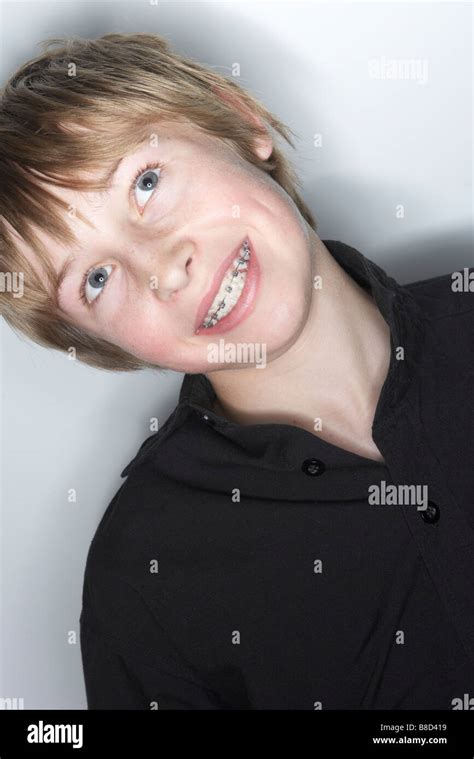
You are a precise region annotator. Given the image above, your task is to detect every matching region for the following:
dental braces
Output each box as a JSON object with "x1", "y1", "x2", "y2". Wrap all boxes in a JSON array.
[{"x1": 201, "y1": 240, "x2": 251, "y2": 328}]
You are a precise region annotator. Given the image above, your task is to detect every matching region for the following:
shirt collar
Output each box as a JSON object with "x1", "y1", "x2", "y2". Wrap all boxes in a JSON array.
[{"x1": 121, "y1": 239, "x2": 425, "y2": 481}]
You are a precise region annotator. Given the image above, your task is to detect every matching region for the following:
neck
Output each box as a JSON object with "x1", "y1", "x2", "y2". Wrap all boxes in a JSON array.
[{"x1": 205, "y1": 235, "x2": 391, "y2": 452}]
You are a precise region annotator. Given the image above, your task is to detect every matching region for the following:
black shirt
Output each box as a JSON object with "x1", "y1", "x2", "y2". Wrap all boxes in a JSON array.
[{"x1": 79, "y1": 239, "x2": 474, "y2": 709}]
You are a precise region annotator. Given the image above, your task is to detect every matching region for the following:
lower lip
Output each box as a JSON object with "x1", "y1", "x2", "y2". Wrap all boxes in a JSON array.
[{"x1": 194, "y1": 238, "x2": 260, "y2": 336}]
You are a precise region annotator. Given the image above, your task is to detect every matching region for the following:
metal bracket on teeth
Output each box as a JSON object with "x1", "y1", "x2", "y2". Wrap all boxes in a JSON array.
[{"x1": 201, "y1": 242, "x2": 251, "y2": 328}]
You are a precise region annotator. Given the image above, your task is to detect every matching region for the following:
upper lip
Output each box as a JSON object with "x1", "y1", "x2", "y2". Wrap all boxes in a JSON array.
[{"x1": 194, "y1": 238, "x2": 247, "y2": 332}]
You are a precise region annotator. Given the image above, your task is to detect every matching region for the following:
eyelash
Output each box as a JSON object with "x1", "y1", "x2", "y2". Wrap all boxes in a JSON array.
[{"x1": 79, "y1": 161, "x2": 163, "y2": 308}]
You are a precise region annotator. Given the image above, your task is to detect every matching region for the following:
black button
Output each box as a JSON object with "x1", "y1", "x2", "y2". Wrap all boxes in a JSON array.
[
  {"x1": 302, "y1": 458, "x2": 326, "y2": 476},
  {"x1": 420, "y1": 500, "x2": 440, "y2": 524}
]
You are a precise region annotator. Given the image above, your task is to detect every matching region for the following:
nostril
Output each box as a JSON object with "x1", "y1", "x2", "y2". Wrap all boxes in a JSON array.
[{"x1": 186, "y1": 257, "x2": 192, "y2": 269}]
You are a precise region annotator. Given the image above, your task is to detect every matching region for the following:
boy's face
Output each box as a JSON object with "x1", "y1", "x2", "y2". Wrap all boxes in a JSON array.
[{"x1": 22, "y1": 120, "x2": 314, "y2": 372}]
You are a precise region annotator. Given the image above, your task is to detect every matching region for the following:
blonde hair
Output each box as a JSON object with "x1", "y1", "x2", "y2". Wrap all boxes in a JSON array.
[{"x1": 0, "y1": 32, "x2": 317, "y2": 372}]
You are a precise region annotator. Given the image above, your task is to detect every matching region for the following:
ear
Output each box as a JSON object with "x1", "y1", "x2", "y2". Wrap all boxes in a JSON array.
[{"x1": 211, "y1": 85, "x2": 273, "y2": 162}]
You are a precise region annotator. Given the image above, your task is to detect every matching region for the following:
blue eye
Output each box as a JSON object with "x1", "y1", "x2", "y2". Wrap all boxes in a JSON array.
[
  {"x1": 131, "y1": 162, "x2": 162, "y2": 210},
  {"x1": 79, "y1": 264, "x2": 112, "y2": 307}
]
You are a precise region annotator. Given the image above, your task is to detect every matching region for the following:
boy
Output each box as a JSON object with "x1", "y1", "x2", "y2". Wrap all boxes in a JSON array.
[{"x1": 1, "y1": 33, "x2": 473, "y2": 709}]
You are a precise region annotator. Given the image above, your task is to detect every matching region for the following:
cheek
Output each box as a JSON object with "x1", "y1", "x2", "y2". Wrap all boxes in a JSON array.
[
  {"x1": 111, "y1": 315, "x2": 216, "y2": 374},
  {"x1": 195, "y1": 159, "x2": 255, "y2": 213},
  {"x1": 106, "y1": 314, "x2": 178, "y2": 367},
  {"x1": 115, "y1": 327, "x2": 205, "y2": 373}
]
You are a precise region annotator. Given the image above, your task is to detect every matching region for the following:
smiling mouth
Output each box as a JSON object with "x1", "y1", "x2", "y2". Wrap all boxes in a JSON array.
[{"x1": 198, "y1": 240, "x2": 251, "y2": 329}]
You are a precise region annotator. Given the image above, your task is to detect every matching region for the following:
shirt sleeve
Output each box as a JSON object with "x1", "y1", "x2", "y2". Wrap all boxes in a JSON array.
[
  {"x1": 80, "y1": 620, "x2": 223, "y2": 710},
  {"x1": 79, "y1": 480, "x2": 232, "y2": 710}
]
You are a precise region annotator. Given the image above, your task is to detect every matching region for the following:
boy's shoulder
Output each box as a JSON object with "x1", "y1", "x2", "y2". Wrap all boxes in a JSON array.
[
  {"x1": 80, "y1": 469, "x2": 195, "y2": 641},
  {"x1": 404, "y1": 266, "x2": 473, "y2": 322},
  {"x1": 402, "y1": 266, "x2": 473, "y2": 378}
]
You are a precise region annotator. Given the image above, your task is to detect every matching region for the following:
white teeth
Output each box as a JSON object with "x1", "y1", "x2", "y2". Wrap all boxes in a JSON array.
[{"x1": 201, "y1": 241, "x2": 251, "y2": 328}]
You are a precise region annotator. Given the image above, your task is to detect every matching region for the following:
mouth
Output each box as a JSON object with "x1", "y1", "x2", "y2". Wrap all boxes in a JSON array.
[{"x1": 194, "y1": 237, "x2": 259, "y2": 335}]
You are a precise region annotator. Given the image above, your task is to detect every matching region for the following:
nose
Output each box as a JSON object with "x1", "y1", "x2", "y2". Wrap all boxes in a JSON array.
[
  {"x1": 157, "y1": 254, "x2": 193, "y2": 301},
  {"x1": 132, "y1": 245, "x2": 193, "y2": 302}
]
